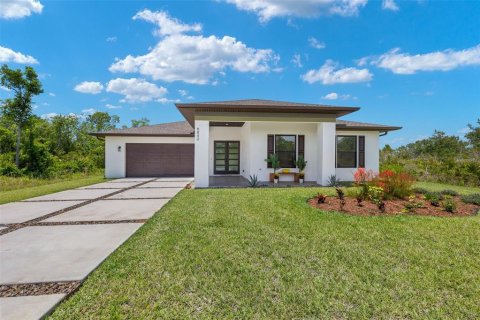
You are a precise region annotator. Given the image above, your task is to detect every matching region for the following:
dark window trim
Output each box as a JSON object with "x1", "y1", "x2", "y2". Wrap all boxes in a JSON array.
[
  {"x1": 214, "y1": 140, "x2": 240, "y2": 174},
  {"x1": 274, "y1": 134, "x2": 297, "y2": 169},
  {"x1": 336, "y1": 135, "x2": 357, "y2": 168}
]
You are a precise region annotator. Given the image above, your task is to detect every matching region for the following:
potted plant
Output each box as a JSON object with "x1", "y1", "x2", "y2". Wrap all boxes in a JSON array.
[
  {"x1": 298, "y1": 172, "x2": 305, "y2": 183},
  {"x1": 265, "y1": 154, "x2": 280, "y2": 183},
  {"x1": 295, "y1": 156, "x2": 307, "y2": 183}
]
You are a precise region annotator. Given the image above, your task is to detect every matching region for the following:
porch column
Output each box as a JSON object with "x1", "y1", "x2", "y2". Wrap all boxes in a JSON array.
[
  {"x1": 194, "y1": 120, "x2": 209, "y2": 188},
  {"x1": 317, "y1": 122, "x2": 336, "y2": 185}
]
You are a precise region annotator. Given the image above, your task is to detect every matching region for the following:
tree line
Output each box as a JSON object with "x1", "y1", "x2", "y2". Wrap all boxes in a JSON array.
[
  {"x1": 381, "y1": 123, "x2": 480, "y2": 186},
  {"x1": 0, "y1": 64, "x2": 149, "y2": 178}
]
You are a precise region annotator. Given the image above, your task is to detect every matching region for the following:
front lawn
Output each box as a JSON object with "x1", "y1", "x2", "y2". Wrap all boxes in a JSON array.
[
  {"x1": 414, "y1": 181, "x2": 480, "y2": 195},
  {"x1": 50, "y1": 187, "x2": 480, "y2": 319},
  {"x1": 0, "y1": 174, "x2": 107, "y2": 204}
]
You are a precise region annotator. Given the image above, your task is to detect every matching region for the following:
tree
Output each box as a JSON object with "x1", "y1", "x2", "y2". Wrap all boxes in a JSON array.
[
  {"x1": 131, "y1": 117, "x2": 150, "y2": 128},
  {"x1": 85, "y1": 111, "x2": 119, "y2": 132},
  {"x1": 49, "y1": 114, "x2": 79, "y2": 155},
  {"x1": 0, "y1": 65, "x2": 43, "y2": 167},
  {"x1": 465, "y1": 119, "x2": 480, "y2": 155}
]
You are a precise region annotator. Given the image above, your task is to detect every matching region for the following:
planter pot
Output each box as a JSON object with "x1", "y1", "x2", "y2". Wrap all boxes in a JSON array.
[
  {"x1": 299, "y1": 178, "x2": 304, "y2": 184},
  {"x1": 274, "y1": 178, "x2": 279, "y2": 184}
]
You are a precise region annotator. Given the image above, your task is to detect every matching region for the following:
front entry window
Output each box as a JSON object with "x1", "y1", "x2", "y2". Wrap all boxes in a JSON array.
[
  {"x1": 214, "y1": 141, "x2": 240, "y2": 174},
  {"x1": 275, "y1": 135, "x2": 296, "y2": 168}
]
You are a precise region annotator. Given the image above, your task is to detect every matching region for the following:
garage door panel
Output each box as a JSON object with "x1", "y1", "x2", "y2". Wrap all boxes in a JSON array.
[{"x1": 126, "y1": 143, "x2": 194, "y2": 177}]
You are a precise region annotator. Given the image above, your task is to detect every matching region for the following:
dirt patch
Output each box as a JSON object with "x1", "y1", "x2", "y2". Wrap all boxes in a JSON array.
[
  {"x1": 0, "y1": 281, "x2": 81, "y2": 297},
  {"x1": 308, "y1": 194, "x2": 479, "y2": 217}
]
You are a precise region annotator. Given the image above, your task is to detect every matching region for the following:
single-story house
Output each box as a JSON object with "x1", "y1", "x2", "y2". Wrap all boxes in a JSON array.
[{"x1": 92, "y1": 99, "x2": 401, "y2": 187}]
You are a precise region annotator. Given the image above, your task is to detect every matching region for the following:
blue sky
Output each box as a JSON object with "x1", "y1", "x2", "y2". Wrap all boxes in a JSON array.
[{"x1": 1, "y1": 0, "x2": 479, "y2": 147}]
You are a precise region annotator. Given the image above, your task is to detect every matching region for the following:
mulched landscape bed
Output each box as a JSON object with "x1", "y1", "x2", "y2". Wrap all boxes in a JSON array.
[
  {"x1": 308, "y1": 194, "x2": 480, "y2": 217},
  {"x1": 0, "y1": 281, "x2": 81, "y2": 297}
]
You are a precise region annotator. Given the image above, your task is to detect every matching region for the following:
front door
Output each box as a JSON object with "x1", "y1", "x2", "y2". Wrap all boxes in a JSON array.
[{"x1": 214, "y1": 141, "x2": 240, "y2": 174}]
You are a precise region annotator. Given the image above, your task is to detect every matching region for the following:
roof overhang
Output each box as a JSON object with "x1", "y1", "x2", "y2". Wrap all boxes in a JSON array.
[
  {"x1": 336, "y1": 125, "x2": 402, "y2": 132},
  {"x1": 176, "y1": 102, "x2": 360, "y2": 126},
  {"x1": 89, "y1": 132, "x2": 194, "y2": 137}
]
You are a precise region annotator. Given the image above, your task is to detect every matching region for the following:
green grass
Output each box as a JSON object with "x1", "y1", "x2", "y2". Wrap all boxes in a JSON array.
[
  {"x1": 414, "y1": 181, "x2": 480, "y2": 195},
  {"x1": 50, "y1": 188, "x2": 480, "y2": 319},
  {"x1": 0, "y1": 174, "x2": 107, "y2": 204}
]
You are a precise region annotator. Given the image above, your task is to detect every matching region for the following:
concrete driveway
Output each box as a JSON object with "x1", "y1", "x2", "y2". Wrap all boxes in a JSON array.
[{"x1": 0, "y1": 177, "x2": 192, "y2": 320}]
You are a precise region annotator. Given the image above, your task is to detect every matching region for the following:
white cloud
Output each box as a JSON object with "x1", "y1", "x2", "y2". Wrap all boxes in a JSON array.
[
  {"x1": 322, "y1": 92, "x2": 352, "y2": 100},
  {"x1": 302, "y1": 59, "x2": 373, "y2": 84},
  {"x1": 157, "y1": 97, "x2": 181, "y2": 104},
  {"x1": 110, "y1": 11, "x2": 279, "y2": 84},
  {"x1": 81, "y1": 108, "x2": 96, "y2": 115},
  {"x1": 178, "y1": 89, "x2": 188, "y2": 96},
  {"x1": 133, "y1": 9, "x2": 202, "y2": 36},
  {"x1": 105, "y1": 103, "x2": 122, "y2": 109},
  {"x1": 106, "y1": 36, "x2": 117, "y2": 43},
  {"x1": 0, "y1": 46, "x2": 38, "y2": 64},
  {"x1": 308, "y1": 37, "x2": 325, "y2": 49},
  {"x1": 0, "y1": 0, "x2": 43, "y2": 19},
  {"x1": 363, "y1": 44, "x2": 480, "y2": 74},
  {"x1": 323, "y1": 92, "x2": 338, "y2": 100},
  {"x1": 106, "y1": 78, "x2": 167, "y2": 103},
  {"x1": 48, "y1": 92, "x2": 55, "y2": 97},
  {"x1": 74, "y1": 81, "x2": 104, "y2": 94},
  {"x1": 40, "y1": 112, "x2": 58, "y2": 119},
  {"x1": 225, "y1": 0, "x2": 368, "y2": 22},
  {"x1": 0, "y1": 86, "x2": 11, "y2": 92},
  {"x1": 382, "y1": 0, "x2": 399, "y2": 11},
  {"x1": 291, "y1": 53, "x2": 303, "y2": 68}
]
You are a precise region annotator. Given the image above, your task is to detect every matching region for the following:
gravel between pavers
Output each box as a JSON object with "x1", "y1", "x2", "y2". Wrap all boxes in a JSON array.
[
  {"x1": 0, "y1": 179, "x2": 157, "y2": 236},
  {"x1": 35, "y1": 219, "x2": 148, "y2": 226},
  {"x1": 0, "y1": 281, "x2": 81, "y2": 297}
]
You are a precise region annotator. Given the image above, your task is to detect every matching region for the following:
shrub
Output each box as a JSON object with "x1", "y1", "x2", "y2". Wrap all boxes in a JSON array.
[
  {"x1": 424, "y1": 192, "x2": 443, "y2": 207},
  {"x1": 440, "y1": 189, "x2": 459, "y2": 197},
  {"x1": 461, "y1": 194, "x2": 480, "y2": 206},
  {"x1": 403, "y1": 195, "x2": 423, "y2": 213},
  {"x1": 442, "y1": 197, "x2": 457, "y2": 213},
  {"x1": 412, "y1": 187, "x2": 429, "y2": 195},
  {"x1": 317, "y1": 193, "x2": 327, "y2": 204},
  {"x1": 368, "y1": 186, "x2": 384, "y2": 205},
  {"x1": 335, "y1": 188, "x2": 346, "y2": 211},
  {"x1": 374, "y1": 170, "x2": 415, "y2": 199},
  {"x1": 353, "y1": 168, "x2": 374, "y2": 199},
  {"x1": 327, "y1": 174, "x2": 341, "y2": 187},
  {"x1": 248, "y1": 174, "x2": 259, "y2": 188}
]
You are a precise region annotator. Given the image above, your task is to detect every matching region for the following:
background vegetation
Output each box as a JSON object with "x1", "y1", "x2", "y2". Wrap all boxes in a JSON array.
[
  {"x1": 0, "y1": 64, "x2": 150, "y2": 179},
  {"x1": 381, "y1": 121, "x2": 480, "y2": 187}
]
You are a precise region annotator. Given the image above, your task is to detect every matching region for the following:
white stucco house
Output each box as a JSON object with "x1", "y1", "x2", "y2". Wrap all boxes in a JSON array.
[{"x1": 92, "y1": 99, "x2": 401, "y2": 187}]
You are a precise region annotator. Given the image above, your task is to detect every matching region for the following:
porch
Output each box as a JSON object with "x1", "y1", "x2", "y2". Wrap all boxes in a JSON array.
[{"x1": 208, "y1": 176, "x2": 321, "y2": 188}]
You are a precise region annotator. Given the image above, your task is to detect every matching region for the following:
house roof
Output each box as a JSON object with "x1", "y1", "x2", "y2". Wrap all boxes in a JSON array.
[
  {"x1": 176, "y1": 99, "x2": 360, "y2": 126},
  {"x1": 90, "y1": 121, "x2": 194, "y2": 137},
  {"x1": 91, "y1": 119, "x2": 401, "y2": 137}
]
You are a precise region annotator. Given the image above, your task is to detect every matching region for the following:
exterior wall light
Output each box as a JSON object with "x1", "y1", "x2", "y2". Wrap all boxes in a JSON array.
[{"x1": 118, "y1": 146, "x2": 122, "y2": 152}]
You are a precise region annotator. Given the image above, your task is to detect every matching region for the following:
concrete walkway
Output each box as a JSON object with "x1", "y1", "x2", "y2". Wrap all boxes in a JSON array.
[{"x1": 0, "y1": 177, "x2": 192, "y2": 320}]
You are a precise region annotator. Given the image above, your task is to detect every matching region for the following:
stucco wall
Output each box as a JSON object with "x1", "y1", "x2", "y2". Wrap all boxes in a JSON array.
[
  {"x1": 334, "y1": 130, "x2": 379, "y2": 182},
  {"x1": 105, "y1": 135, "x2": 194, "y2": 178}
]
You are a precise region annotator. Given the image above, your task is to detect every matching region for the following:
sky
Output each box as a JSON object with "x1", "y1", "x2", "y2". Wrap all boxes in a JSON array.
[{"x1": 1, "y1": 0, "x2": 479, "y2": 147}]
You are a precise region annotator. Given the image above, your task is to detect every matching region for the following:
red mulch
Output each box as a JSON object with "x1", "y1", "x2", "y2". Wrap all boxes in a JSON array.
[{"x1": 308, "y1": 194, "x2": 479, "y2": 217}]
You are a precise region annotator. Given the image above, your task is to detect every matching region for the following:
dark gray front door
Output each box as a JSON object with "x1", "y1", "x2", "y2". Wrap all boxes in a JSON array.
[{"x1": 214, "y1": 141, "x2": 240, "y2": 174}]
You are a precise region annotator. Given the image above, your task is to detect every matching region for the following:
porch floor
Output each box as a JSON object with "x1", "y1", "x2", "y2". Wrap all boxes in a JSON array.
[{"x1": 208, "y1": 176, "x2": 321, "y2": 188}]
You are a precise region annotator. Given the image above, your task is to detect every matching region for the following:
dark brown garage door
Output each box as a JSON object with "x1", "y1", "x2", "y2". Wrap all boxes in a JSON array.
[{"x1": 126, "y1": 143, "x2": 194, "y2": 177}]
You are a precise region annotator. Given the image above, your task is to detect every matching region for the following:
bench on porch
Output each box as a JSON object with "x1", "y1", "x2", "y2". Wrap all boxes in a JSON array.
[{"x1": 269, "y1": 172, "x2": 300, "y2": 183}]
